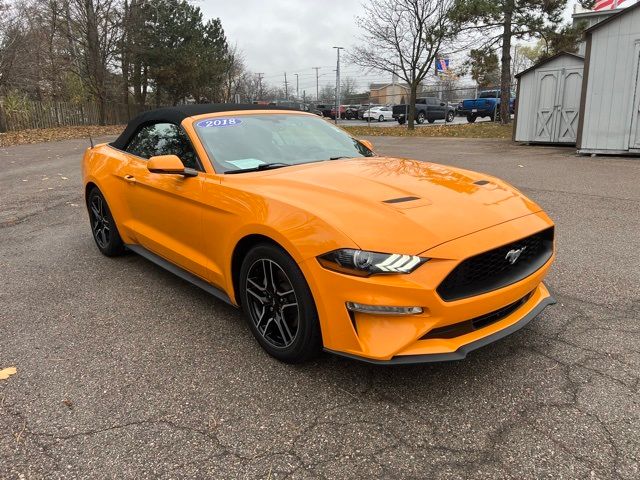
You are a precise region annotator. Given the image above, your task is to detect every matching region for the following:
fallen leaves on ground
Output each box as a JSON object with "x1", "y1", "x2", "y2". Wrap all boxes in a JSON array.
[
  {"x1": 0, "y1": 366, "x2": 17, "y2": 380},
  {"x1": 0, "y1": 125, "x2": 125, "y2": 148},
  {"x1": 343, "y1": 122, "x2": 513, "y2": 139}
]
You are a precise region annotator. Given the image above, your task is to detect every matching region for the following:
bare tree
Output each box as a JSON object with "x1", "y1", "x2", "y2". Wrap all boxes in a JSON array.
[
  {"x1": 350, "y1": 0, "x2": 460, "y2": 129},
  {"x1": 66, "y1": 0, "x2": 121, "y2": 124},
  {"x1": 0, "y1": 2, "x2": 26, "y2": 95},
  {"x1": 220, "y1": 45, "x2": 248, "y2": 103},
  {"x1": 340, "y1": 77, "x2": 359, "y2": 104}
]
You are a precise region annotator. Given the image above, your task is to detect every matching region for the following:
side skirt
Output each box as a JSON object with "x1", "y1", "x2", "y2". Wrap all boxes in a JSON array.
[{"x1": 126, "y1": 244, "x2": 235, "y2": 306}]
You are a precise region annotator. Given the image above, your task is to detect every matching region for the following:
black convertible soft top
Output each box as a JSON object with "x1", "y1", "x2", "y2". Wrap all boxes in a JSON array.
[{"x1": 110, "y1": 103, "x2": 295, "y2": 150}]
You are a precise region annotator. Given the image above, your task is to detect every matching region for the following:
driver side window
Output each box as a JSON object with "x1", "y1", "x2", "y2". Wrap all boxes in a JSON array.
[{"x1": 125, "y1": 123, "x2": 200, "y2": 170}]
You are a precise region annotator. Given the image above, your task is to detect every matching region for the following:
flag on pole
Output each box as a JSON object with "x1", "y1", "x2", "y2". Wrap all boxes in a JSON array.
[
  {"x1": 594, "y1": 0, "x2": 627, "y2": 11},
  {"x1": 435, "y1": 58, "x2": 450, "y2": 76}
]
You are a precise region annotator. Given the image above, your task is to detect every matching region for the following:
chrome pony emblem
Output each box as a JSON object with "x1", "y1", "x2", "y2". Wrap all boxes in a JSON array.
[{"x1": 505, "y1": 247, "x2": 527, "y2": 265}]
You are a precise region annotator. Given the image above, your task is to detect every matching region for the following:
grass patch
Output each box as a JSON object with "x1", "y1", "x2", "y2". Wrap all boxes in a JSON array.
[
  {"x1": 343, "y1": 122, "x2": 513, "y2": 139},
  {"x1": 0, "y1": 125, "x2": 124, "y2": 148}
]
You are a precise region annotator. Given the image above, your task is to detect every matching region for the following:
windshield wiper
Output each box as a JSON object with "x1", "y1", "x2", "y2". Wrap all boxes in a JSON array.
[{"x1": 224, "y1": 162, "x2": 291, "y2": 174}]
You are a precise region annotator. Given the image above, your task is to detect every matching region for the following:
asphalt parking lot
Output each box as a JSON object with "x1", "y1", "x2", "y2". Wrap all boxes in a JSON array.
[{"x1": 1, "y1": 135, "x2": 639, "y2": 479}]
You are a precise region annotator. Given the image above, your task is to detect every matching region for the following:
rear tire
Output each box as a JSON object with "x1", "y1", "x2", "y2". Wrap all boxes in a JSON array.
[
  {"x1": 239, "y1": 243, "x2": 322, "y2": 363},
  {"x1": 446, "y1": 111, "x2": 455, "y2": 123},
  {"x1": 397, "y1": 117, "x2": 406, "y2": 125},
  {"x1": 87, "y1": 187, "x2": 126, "y2": 257},
  {"x1": 417, "y1": 112, "x2": 425, "y2": 124},
  {"x1": 467, "y1": 115, "x2": 477, "y2": 123},
  {"x1": 378, "y1": 115, "x2": 384, "y2": 122},
  {"x1": 427, "y1": 118, "x2": 435, "y2": 124}
]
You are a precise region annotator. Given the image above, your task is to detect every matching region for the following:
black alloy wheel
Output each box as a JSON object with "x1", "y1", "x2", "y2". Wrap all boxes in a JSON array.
[
  {"x1": 239, "y1": 244, "x2": 321, "y2": 363},
  {"x1": 87, "y1": 188, "x2": 125, "y2": 256}
]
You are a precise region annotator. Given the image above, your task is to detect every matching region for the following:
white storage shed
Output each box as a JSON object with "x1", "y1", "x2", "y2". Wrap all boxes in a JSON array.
[
  {"x1": 513, "y1": 52, "x2": 584, "y2": 145},
  {"x1": 577, "y1": 3, "x2": 640, "y2": 155}
]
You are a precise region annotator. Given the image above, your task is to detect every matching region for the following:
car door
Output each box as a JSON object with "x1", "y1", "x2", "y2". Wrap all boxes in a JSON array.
[
  {"x1": 118, "y1": 122, "x2": 209, "y2": 278},
  {"x1": 425, "y1": 98, "x2": 437, "y2": 120}
]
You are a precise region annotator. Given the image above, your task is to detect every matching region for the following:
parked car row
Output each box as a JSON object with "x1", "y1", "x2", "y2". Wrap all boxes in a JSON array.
[{"x1": 311, "y1": 94, "x2": 514, "y2": 125}]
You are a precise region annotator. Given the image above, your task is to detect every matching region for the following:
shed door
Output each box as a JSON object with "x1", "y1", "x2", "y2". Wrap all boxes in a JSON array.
[
  {"x1": 534, "y1": 71, "x2": 559, "y2": 142},
  {"x1": 630, "y1": 46, "x2": 640, "y2": 150},
  {"x1": 556, "y1": 68, "x2": 583, "y2": 143}
]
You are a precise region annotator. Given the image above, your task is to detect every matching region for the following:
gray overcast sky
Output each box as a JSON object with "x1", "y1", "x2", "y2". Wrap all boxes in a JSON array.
[{"x1": 198, "y1": 0, "x2": 583, "y2": 93}]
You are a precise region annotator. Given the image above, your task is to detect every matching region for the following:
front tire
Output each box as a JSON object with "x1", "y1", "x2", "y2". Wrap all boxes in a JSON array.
[
  {"x1": 427, "y1": 118, "x2": 435, "y2": 124},
  {"x1": 467, "y1": 115, "x2": 477, "y2": 123},
  {"x1": 446, "y1": 111, "x2": 454, "y2": 123},
  {"x1": 239, "y1": 244, "x2": 322, "y2": 363},
  {"x1": 87, "y1": 188, "x2": 126, "y2": 257},
  {"x1": 417, "y1": 112, "x2": 425, "y2": 124},
  {"x1": 397, "y1": 117, "x2": 406, "y2": 125},
  {"x1": 378, "y1": 115, "x2": 384, "y2": 122}
]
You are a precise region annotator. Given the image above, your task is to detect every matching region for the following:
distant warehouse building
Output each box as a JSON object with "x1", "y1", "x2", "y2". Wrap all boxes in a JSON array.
[
  {"x1": 577, "y1": 2, "x2": 640, "y2": 155},
  {"x1": 513, "y1": 52, "x2": 584, "y2": 145}
]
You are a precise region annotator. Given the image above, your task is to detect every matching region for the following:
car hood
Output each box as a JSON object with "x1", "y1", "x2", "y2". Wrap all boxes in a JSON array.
[{"x1": 236, "y1": 157, "x2": 542, "y2": 254}]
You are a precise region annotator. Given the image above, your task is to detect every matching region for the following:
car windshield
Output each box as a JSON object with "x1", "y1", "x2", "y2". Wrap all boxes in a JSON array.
[{"x1": 194, "y1": 113, "x2": 374, "y2": 173}]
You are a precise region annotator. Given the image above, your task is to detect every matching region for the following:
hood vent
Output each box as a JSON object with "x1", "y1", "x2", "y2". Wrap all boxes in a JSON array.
[{"x1": 383, "y1": 196, "x2": 420, "y2": 204}]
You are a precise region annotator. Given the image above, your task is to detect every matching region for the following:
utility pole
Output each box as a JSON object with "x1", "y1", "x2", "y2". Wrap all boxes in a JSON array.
[
  {"x1": 313, "y1": 67, "x2": 320, "y2": 101},
  {"x1": 284, "y1": 72, "x2": 288, "y2": 100},
  {"x1": 333, "y1": 47, "x2": 344, "y2": 125},
  {"x1": 256, "y1": 73, "x2": 264, "y2": 100},
  {"x1": 294, "y1": 73, "x2": 299, "y2": 100}
]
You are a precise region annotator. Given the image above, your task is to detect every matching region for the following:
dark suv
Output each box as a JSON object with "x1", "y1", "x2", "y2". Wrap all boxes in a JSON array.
[{"x1": 392, "y1": 97, "x2": 455, "y2": 124}]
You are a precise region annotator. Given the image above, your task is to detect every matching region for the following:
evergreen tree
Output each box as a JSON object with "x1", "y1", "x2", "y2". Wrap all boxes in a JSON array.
[
  {"x1": 467, "y1": 48, "x2": 500, "y2": 87},
  {"x1": 452, "y1": 0, "x2": 568, "y2": 124}
]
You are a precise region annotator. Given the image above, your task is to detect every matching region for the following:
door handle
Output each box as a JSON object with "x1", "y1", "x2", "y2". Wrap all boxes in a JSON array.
[{"x1": 124, "y1": 174, "x2": 136, "y2": 184}]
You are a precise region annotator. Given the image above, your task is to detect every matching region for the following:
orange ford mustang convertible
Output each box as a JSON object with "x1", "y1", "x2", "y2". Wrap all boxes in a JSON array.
[{"x1": 82, "y1": 104, "x2": 555, "y2": 364}]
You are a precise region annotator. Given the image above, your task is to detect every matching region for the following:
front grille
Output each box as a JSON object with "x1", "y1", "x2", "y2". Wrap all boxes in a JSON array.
[
  {"x1": 437, "y1": 227, "x2": 554, "y2": 302},
  {"x1": 421, "y1": 292, "x2": 533, "y2": 340}
]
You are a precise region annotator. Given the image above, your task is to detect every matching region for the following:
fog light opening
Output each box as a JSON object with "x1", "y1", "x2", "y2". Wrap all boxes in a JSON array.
[{"x1": 345, "y1": 302, "x2": 423, "y2": 315}]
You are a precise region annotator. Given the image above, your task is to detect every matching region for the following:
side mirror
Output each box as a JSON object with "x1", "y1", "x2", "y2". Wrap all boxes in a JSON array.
[
  {"x1": 147, "y1": 155, "x2": 197, "y2": 177},
  {"x1": 359, "y1": 139, "x2": 374, "y2": 151}
]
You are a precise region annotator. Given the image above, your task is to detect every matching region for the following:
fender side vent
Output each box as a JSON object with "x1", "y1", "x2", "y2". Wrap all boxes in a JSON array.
[{"x1": 383, "y1": 196, "x2": 420, "y2": 204}]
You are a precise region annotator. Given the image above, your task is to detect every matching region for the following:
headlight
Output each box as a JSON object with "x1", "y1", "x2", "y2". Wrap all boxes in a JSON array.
[{"x1": 317, "y1": 249, "x2": 428, "y2": 277}]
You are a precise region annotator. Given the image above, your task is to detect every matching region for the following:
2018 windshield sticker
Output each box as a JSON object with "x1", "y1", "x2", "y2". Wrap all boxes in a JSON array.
[{"x1": 196, "y1": 118, "x2": 242, "y2": 128}]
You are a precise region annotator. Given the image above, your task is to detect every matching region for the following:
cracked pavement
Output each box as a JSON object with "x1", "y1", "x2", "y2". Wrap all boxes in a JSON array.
[{"x1": 1, "y1": 136, "x2": 638, "y2": 479}]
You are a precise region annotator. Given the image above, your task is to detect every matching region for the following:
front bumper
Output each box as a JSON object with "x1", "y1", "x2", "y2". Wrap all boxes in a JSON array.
[
  {"x1": 326, "y1": 290, "x2": 555, "y2": 364},
  {"x1": 299, "y1": 212, "x2": 555, "y2": 363}
]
